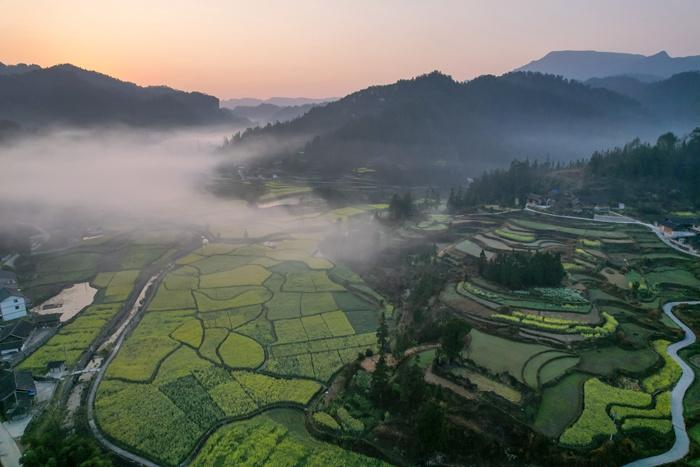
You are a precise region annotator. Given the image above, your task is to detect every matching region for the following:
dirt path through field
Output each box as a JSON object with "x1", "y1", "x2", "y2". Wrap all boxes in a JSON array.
[{"x1": 424, "y1": 364, "x2": 476, "y2": 400}]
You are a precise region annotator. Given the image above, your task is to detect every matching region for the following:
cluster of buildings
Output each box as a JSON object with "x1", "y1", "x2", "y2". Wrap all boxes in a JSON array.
[
  {"x1": 657, "y1": 217, "x2": 700, "y2": 239},
  {"x1": 0, "y1": 270, "x2": 37, "y2": 419},
  {"x1": 0, "y1": 271, "x2": 27, "y2": 323},
  {"x1": 0, "y1": 271, "x2": 29, "y2": 357}
]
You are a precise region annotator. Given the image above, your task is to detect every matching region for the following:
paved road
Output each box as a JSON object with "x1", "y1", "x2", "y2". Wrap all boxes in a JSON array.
[
  {"x1": 624, "y1": 301, "x2": 700, "y2": 467},
  {"x1": 0, "y1": 422, "x2": 21, "y2": 467}
]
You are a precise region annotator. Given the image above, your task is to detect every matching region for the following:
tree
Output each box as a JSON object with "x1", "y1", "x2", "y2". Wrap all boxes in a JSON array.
[
  {"x1": 477, "y1": 249, "x2": 487, "y2": 275},
  {"x1": 415, "y1": 399, "x2": 445, "y2": 455},
  {"x1": 21, "y1": 419, "x2": 112, "y2": 467},
  {"x1": 388, "y1": 192, "x2": 417, "y2": 221},
  {"x1": 396, "y1": 359, "x2": 426, "y2": 413},
  {"x1": 371, "y1": 353, "x2": 391, "y2": 407},
  {"x1": 440, "y1": 319, "x2": 471, "y2": 363},
  {"x1": 657, "y1": 132, "x2": 678, "y2": 150},
  {"x1": 376, "y1": 311, "x2": 389, "y2": 354}
]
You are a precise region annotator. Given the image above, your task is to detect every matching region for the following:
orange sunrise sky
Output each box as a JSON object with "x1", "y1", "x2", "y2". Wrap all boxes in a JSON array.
[{"x1": 2, "y1": 0, "x2": 700, "y2": 99}]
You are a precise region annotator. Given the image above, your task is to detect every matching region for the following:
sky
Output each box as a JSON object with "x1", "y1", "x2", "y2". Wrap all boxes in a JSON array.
[{"x1": 2, "y1": 0, "x2": 700, "y2": 99}]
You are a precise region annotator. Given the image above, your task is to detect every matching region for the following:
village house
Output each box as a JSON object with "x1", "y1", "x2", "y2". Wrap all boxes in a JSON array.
[
  {"x1": 0, "y1": 367, "x2": 36, "y2": 419},
  {"x1": 0, "y1": 287, "x2": 27, "y2": 321},
  {"x1": 657, "y1": 218, "x2": 698, "y2": 239},
  {"x1": 0, "y1": 319, "x2": 33, "y2": 356}
]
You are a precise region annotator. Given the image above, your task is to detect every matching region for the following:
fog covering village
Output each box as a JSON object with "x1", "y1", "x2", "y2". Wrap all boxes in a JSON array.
[{"x1": 2, "y1": 6, "x2": 700, "y2": 467}]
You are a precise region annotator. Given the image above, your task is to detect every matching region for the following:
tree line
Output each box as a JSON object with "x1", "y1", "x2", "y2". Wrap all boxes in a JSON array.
[
  {"x1": 447, "y1": 159, "x2": 583, "y2": 211},
  {"x1": 446, "y1": 128, "x2": 700, "y2": 211},
  {"x1": 478, "y1": 250, "x2": 565, "y2": 289},
  {"x1": 586, "y1": 129, "x2": 700, "y2": 207}
]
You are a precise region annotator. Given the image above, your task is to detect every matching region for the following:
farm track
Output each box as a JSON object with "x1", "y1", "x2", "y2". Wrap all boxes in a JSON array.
[
  {"x1": 86, "y1": 271, "x2": 163, "y2": 467},
  {"x1": 424, "y1": 364, "x2": 476, "y2": 400}
]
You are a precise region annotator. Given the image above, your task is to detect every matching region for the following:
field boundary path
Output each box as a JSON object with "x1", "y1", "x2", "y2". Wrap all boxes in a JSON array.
[
  {"x1": 424, "y1": 364, "x2": 476, "y2": 400},
  {"x1": 86, "y1": 271, "x2": 163, "y2": 467},
  {"x1": 624, "y1": 300, "x2": 700, "y2": 467}
]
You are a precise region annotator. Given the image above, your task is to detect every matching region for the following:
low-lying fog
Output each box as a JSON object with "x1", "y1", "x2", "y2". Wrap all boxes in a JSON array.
[{"x1": 0, "y1": 127, "x2": 255, "y2": 229}]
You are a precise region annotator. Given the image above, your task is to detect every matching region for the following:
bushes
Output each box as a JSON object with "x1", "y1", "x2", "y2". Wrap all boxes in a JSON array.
[
  {"x1": 336, "y1": 407, "x2": 365, "y2": 433},
  {"x1": 313, "y1": 411, "x2": 341, "y2": 431},
  {"x1": 481, "y1": 250, "x2": 565, "y2": 289}
]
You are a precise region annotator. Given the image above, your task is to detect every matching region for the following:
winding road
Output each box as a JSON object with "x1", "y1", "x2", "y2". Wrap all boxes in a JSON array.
[
  {"x1": 524, "y1": 208, "x2": 700, "y2": 465},
  {"x1": 623, "y1": 301, "x2": 700, "y2": 467}
]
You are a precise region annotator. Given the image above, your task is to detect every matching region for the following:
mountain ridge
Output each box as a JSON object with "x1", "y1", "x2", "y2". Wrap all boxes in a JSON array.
[
  {"x1": 223, "y1": 70, "x2": 678, "y2": 185},
  {"x1": 515, "y1": 50, "x2": 700, "y2": 81},
  {"x1": 0, "y1": 62, "x2": 249, "y2": 129}
]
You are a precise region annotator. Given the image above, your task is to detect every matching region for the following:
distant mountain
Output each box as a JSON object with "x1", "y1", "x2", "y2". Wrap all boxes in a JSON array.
[
  {"x1": 228, "y1": 102, "x2": 322, "y2": 125},
  {"x1": 222, "y1": 96, "x2": 336, "y2": 109},
  {"x1": 0, "y1": 63, "x2": 249, "y2": 128},
  {"x1": 515, "y1": 50, "x2": 700, "y2": 81},
  {"x1": 586, "y1": 71, "x2": 700, "y2": 123},
  {"x1": 224, "y1": 71, "x2": 677, "y2": 185},
  {"x1": 0, "y1": 62, "x2": 41, "y2": 75}
]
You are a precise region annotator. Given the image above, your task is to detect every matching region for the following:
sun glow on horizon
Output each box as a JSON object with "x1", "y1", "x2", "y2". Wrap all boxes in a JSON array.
[{"x1": 2, "y1": 0, "x2": 700, "y2": 98}]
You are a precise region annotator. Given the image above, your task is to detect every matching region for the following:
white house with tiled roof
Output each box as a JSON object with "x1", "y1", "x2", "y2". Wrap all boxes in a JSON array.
[{"x1": 0, "y1": 288, "x2": 27, "y2": 321}]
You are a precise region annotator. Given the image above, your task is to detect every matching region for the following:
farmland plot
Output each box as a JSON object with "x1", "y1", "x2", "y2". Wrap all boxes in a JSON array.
[{"x1": 95, "y1": 237, "x2": 386, "y2": 465}]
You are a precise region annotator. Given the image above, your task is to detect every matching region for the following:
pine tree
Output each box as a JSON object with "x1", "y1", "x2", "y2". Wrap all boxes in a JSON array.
[{"x1": 376, "y1": 311, "x2": 389, "y2": 354}]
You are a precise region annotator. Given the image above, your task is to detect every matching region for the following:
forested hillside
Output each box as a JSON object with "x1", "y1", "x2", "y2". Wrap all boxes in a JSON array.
[
  {"x1": 0, "y1": 63, "x2": 248, "y2": 128},
  {"x1": 224, "y1": 71, "x2": 693, "y2": 184},
  {"x1": 449, "y1": 128, "x2": 700, "y2": 212}
]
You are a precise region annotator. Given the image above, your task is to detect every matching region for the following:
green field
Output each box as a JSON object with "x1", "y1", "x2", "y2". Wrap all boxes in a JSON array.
[
  {"x1": 94, "y1": 238, "x2": 386, "y2": 465},
  {"x1": 560, "y1": 378, "x2": 652, "y2": 446},
  {"x1": 534, "y1": 372, "x2": 590, "y2": 438},
  {"x1": 191, "y1": 409, "x2": 387, "y2": 466},
  {"x1": 465, "y1": 330, "x2": 555, "y2": 384}
]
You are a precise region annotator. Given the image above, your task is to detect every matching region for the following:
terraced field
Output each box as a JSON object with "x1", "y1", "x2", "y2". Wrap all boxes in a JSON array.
[
  {"x1": 441, "y1": 210, "x2": 700, "y2": 455},
  {"x1": 94, "y1": 239, "x2": 385, "y2": 465}
]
